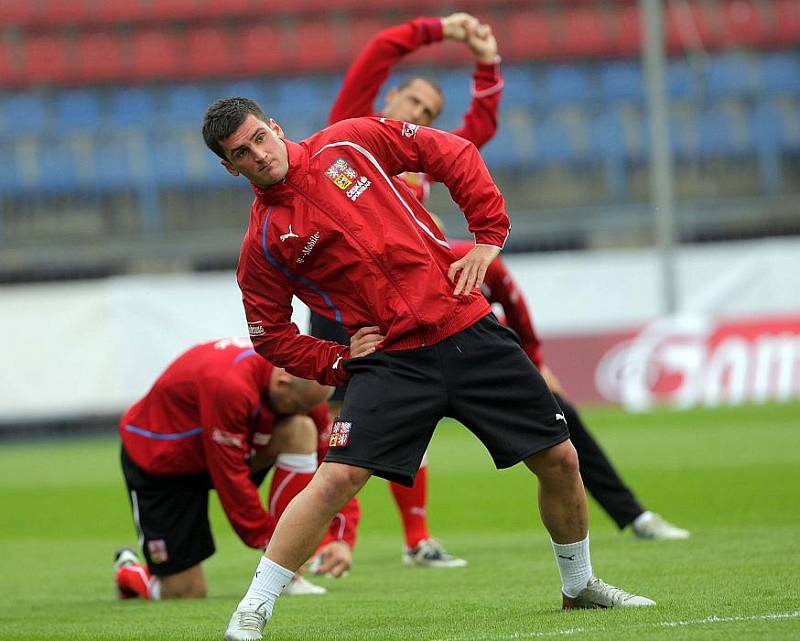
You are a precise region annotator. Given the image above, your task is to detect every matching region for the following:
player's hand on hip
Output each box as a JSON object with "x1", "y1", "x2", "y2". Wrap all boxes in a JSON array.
[
  {"x1": 441, "y1": 12, "x2": 479, "y2": 41},
  {"x1": 313, "y1": 541, "x2": 352, "y2": 578},
  {"x1": 349, "y1": 326, "x2": 384, "y2": 358},
  {"x1": 467, "y1": 23, "x2": 499, "y2": 64},
  {"x1": 448, "y1": 244, "x2": 501, "y2": 296}
]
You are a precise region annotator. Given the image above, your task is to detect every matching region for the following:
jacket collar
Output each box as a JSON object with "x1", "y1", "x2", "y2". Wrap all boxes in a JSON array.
[{"x1": 251, "y1": 139, "x2": 308, "y2": 205}]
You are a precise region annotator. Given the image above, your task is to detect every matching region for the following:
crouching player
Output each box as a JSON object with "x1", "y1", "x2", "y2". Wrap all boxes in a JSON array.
[{"x1": 114, "y1": 337, "x2": 359, "y2": 600}]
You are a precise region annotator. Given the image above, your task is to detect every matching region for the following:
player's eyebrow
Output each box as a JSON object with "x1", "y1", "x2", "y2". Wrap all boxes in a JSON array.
[{"x1": 230, "y1": 127, "x2": 267, "y2": 156}]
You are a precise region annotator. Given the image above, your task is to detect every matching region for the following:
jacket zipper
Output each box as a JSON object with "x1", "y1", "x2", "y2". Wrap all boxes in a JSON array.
[{"x1": 285, "y1": 178, "x2": 428, "y2": 345}]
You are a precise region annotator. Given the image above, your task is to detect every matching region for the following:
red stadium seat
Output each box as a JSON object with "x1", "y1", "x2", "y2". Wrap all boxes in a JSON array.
[
  {"x1": 74, "y1": 32, "x2": 124, "y2": 84},
  {"x1": 506, "y1": 12, "x2": 559, "y2": 61},
  {"x1": 21, "y1": 34, "x2": 69, "y2": 84},
  {"x1": 0, "y1": 39, "x2": 22, "y2": 87},
  {"x1": 0, "y1": 0, "x2": 36, "y2": 25},
  {"x1": 610, "y1": 4, "x2": 642, "y2": 56},
  {"x1": 130, "y1": 30, "x2": 182, "y2": 81},
  {"x1": 775, "y1": 0, "x2": 800, "y2": 45},
  {"x1": 666, "y1": 1, "x2": 723, "y2": 53},
  {"x1": 36, "y1": 0, "x2": 90, "y2": 25},
  {"x1": 722, "y1": 0, "x2": 767, "y2": 46},
  {"x1": 94, "y1": 0, "x2": 147, "y2": 24},
  {"x1": 560, "y1": 7, "x2": 611, "y2": 58},
  {"x1": 239, "y1": 24, "x2": 288, "y2": 74},
  {"x1": 202, "y1": 0, "x2": 252, "y2": 19},
  {"x1": 186, "y1": 26, "x2": 234, "y2": 79},
  {"x1": 148, "y1": 0, "x2": 201, "y2": 21},
  {"x1": 290, "y1": 22, "x2": 343, "y2": 72}
]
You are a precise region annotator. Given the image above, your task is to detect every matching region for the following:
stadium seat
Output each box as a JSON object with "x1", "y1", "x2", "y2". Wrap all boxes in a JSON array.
[
  {"x1": 481, "y1": 111, "x2": 529, "y2": 170},
  {"x1": 541, "y1": 66, "x2": 592, "y2": 106},
  {"x1": 275, "y1": 78, "x2": 326, "y2": 122},
  {"x1": 94, "y1": 133, "x2": 149, "y2": 190},
  {"x1": 0, "y1": 93, "x2": 47, "y2": 137},
  {"x1": 532, "y1": 113, "x2": 577, "y2": 165},
  {"x1": 436, "y1": 70, "x2": 474, "y2": 122},
  {"x1": 666, "y1": 2, "x2": 721, "y2": 53},
  {"x1": 109, "y1": 87, "x2": 156, "y2": 128},
  {"x1": 21, "y1": 35, "x2": 69, "y2": 85},
  {"x1": 666, "y1": 61, "x2": 696, "y2": 100},
  {"x1": 130, "y1": 30, "x2": 182, "y2": 81},
  {"x1": 36, "y1": 139, "x2": 82, "y2": 193},
  {"x1": 0, "y1": 0, "x2": 36, "y2": 25},
  {"x1": 94, "y1": 0, "x2": 145, "y2": 24},
  {"x1": 218, "y1": 81, "x2": 267, "y2": 107},
  {"x1": 186, "y1": 26, "x2": 234, "y2": 79},
  {"x1": 588, "y1": 110, "x2": 627, "y2": 199},
  {"x1": 599, "y1": 62, "x2": 643, "y2": 103},
  {"x1": 290, "y1": 22, "x2": 343, "y2": 72},
  {"x1": 705, "y1": 55, "x2": 758, "y2": 98},
  {"x1": 149, "y1": 0, "x2": 200, "y2": 21},
  {"x1": 561, "y1": 7, "x2": 610, "y2": 58},
  {"x1": 760, "y1": 53, "x2": 800, "y2": 96},
  {"x1": 774, "y1": 0, "x2": 800, "y2": 45},
  {"x1": 694, "y1": 107, "x2": 747, "y2": 157},
  {"x1": 53, "y1": 91, "x2": 102, "y2": 132},
  {"x1": 37, "y1": 0, "x2": 88, "y2": 26},
  {"x1": 74, "y1": 33, "x2": 124, "y2": 84},
  {"x1": 721, "y1": 0, "x2": 767, "y2": 46},
  {"x1": 0, "y1": 39, "x2": 21, "y2": 87},
  {"x1": 610, "y1": 4, "x2": 642, "y2": 56},
  {"x1": 239, "y1": 24, "x2": 288, "y2": 74},
  {"x1": 506, "y1": 12, "x2": 558, "y2": 60},
  {"x1": 497, "y1": 67, "x2": 538, "y2": 110},
  {"x1": 164, "y1": 86, "x2": 212, "y2": 125}
]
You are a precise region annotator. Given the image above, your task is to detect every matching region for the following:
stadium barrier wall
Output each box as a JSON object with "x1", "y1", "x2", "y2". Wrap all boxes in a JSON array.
[{"x1": 1, "y1": 237, "x2": 798, "y2": 423}]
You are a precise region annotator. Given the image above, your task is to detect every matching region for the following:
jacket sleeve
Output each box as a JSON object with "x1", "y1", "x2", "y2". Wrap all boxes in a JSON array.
[
  {"x1": 345, "y1": 117, "x2": 510, "y2": 248},
  {"x1": 238, "y1": 238, "x2": 350, "y2": 386},
  {"x1": 328, "y1": 17, "x2": 443, "y2": 125},
  {"x1": 451, "y1": 62, "x2": 503, "y2": 149},
  {"x1": 199, "y1": 380, "x2": 273, "y2": 549},
  {"x1": 482, "y1": 256, "x2": 544, "y2": 368}
]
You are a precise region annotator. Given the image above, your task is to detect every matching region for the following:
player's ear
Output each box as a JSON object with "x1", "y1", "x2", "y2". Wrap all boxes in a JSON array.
[
  {"x1": 222, "y1": 159, "x2": 239, "y2": 176},
  {"x1": 268, "y1": 118, "x2": 285, "y2": 140}
]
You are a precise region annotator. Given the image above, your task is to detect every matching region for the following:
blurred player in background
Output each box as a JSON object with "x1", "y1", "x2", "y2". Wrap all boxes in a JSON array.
[
  {"x1": 201, "y1": 98, "x2": 655, "y2": 641},
  {"x1": 310, "y1": 12, "x2": 502, "y2": 568},
  {"x1": 445, "y1": 236, "x2": 689, "y2": 540},
  {"x1": 115, "y1": 338, "x2": 358, "y2": 601}
]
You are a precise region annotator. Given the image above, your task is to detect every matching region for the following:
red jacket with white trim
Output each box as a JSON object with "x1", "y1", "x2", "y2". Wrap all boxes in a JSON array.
[
  {"x1": 236, "y1": 116, "x2": 509, "y2": 386},
  {"x1": 450, "y1": 241, "x2": 544, "y2": 368},
  {"x1": 328, "y1": 16, "x2": 503, "y2": 202},
  {"x1": 119, "y1": 338, "x2": 359, "y2": 549}
]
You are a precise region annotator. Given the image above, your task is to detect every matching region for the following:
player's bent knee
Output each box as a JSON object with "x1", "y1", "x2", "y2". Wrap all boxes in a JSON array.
[
  {"x1": 315, "y1": 462, "x2": 370, "y2": 500},
  {"x1": 526, "y1": 440, "x2": 579, "y2": 478},
  {"x1": 160, "y1": 569, "x2": 207, "y2": 599}
]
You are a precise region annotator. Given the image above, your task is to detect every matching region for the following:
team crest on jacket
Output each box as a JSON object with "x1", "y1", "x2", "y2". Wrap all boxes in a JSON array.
[
  {"x1": 402, "y1": 122, "x2": 419, "y2": 138},
  {"x1": 325, "y1": 157, "x2": 372, "y2": 202},
  {"x1": 329, "y1": 420, "x2": 352, "y2": 447}
]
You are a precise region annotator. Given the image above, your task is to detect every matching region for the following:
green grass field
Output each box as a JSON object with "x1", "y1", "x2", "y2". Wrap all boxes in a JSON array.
[{"x1": 1, "y1": 401, "x2": 799, "y2": 641}]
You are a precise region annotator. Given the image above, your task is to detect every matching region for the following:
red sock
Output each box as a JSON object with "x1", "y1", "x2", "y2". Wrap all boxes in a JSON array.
[
  {"x1": 116, "y1": 563, "x2": 155, "y2": 600},
  {"x1": 390, "y1": 465, "x2": 430, "y2": 549},
  {"x1": 268, "y1": 453, "x2": 317, "y2": 523}
]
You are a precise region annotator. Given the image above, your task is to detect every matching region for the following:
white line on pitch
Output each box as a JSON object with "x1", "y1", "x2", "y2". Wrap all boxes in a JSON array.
[{"x1": 431, "y1": 610, "x2": 800, "y2": 641}]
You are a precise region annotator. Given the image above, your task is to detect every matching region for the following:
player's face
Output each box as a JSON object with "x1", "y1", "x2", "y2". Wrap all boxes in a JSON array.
[
  {"x1": 383, "y1": 79, "x2": 443, "y2": 126},
  {"x1": 219, "y1": 114, "x2": 289, "y2": 187}
]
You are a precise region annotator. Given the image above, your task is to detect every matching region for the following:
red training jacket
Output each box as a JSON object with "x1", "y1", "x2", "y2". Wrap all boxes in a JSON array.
[
  {"x1": 119, "y1": 338, "x2": 359, "y2": 549},
  {"x1": 237, "y1": 116, "x2": 509, "y2": 386},
  {"x1": 328, "y1": 16, "x2": 503, "y2": 202},
  {"x1": 450, "y1": 241, "x2": 543, "y2": 368}
]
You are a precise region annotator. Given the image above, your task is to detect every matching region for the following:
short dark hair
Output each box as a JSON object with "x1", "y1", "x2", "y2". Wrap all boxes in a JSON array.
[
  {"x1": 202, "y1": 97, "x2": 269, "y2": 160},
  {"x1": 397, "y1": 76, "x2": 444, "y2": 100}
]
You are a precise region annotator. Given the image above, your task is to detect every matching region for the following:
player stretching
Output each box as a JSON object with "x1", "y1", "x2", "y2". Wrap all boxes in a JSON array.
[
  {"x1": 200, "y1": 98, "x2": 655, "y2": 640},
  {"x1": 310, "y1": 12, "x2": 502, "y2": 568},
  {"x1": 115, "y1": 338, "x2": 358, "y2": 601}
]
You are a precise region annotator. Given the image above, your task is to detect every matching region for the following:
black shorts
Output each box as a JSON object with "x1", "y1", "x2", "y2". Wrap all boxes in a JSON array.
[
  {"x1": 324, "y1": 314, "x2": 569, "y2": 487},
  {"x1": 309, "y1": 310, "x2": 350, "y2": 403},
  {"x1": 120, "y1": 447, "x2": 215, "y2": 576}
]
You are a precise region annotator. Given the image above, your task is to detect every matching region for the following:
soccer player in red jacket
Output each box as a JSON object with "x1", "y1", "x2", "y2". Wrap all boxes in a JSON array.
[
  {"x1": 449, "y1": 240, "x2": 689, "y2": 540},
  {"x1": 115, "y1": 337, "x2": 359, "y2": 601},
  {"x1": 202, "y1": 99, "x2": 654, "y2": 640},
  {"x1": 311, "y1": 13, "x2": 502, "y2": 568}
]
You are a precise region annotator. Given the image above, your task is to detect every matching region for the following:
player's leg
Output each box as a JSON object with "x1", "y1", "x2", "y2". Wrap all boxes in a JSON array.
[
  {"x1": 118, "y1": 447, "x2": 215, "y2": 600},
  {"x1": 225, "y1": 347, "x2": 445, "y2": 640},
  {"x1": 555, "y1": 393, "x2": 689, "y2": 539},
  {"x1": 445, "y1": 315, "x2": 655, "y2": 609}
]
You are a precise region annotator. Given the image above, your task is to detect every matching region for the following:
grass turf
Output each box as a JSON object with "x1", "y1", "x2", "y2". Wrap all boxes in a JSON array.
[{"x1": 1, "y1": 401, "x2": 799, "y2": 640}]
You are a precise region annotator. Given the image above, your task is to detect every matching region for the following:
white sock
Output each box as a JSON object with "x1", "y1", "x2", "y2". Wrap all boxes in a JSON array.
[
  {"x1": 633, "y1": 510, "x2": 654, "y2": 530},
  {"x1": 237, "y1": 556, "x2": 295, "y2": 618},
  {"x1": 552, "y1": 534, "x2": 593, "y2": 598},
  {"x1": 275, "y1": 452, "x2": 317, "y2": 473},
  {"x1": 148, "y1": 577, "x2": 161, "y2": 601}
]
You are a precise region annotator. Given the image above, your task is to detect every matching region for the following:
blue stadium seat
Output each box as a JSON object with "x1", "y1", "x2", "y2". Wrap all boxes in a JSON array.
[
  {"x1": 541, "y1": 66, "x2": 592, "y2": 106},
  {"x1": 533, "y1": 114, "x2": 575, "y2": 164},
  {"x1": 109, "y1": 88, "x2": 156, "y2": 128},
  {"x1": 705, "y1": 55, "x2": 757, "y2": 98},
  {"x1": 0, "y1": 93, "x2": 47, "y2": 137},
  {"x1": 94, "y1": 133, "x2": 149, "y2": 190},
  {"x1": 53, "y1": 90, "x2": 102, "y2": 132},
  {"x1": 218, "y1": 81, "x2": 267, "y2": 107},
  {"x1": 760, "y1": 53, "x2": 800, "y2": 96},
  {"x1": 666, "y1": 61, "x2": 695, "y2": 100},
  {"x1": 588, "y1": 111, "x2": 627, "y2": 199},
  {"x1": 165, "y1": 86, "x2": 212, "y2": 125},
  {"x1": 275, "y1": 78, "x2": 326, "y2": 121},
  {"x1": 481, "y1": 116, "x2": 525, "y2": 170},
  {"x1": 599, "y1": 62, "x2": 643, "y2": 103},
  {"x1": 37, "y1": 140, "x2": 81, "y2": 193},
  {"x1": 694, "y1": 108, "x2": 742, "y2": 156},
  {"x1": 497, "y1": 67, "x2": 537, "y2": 109},
  {"x1": 437, "y1": 69, "x2": 476, "y2": 120}
]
